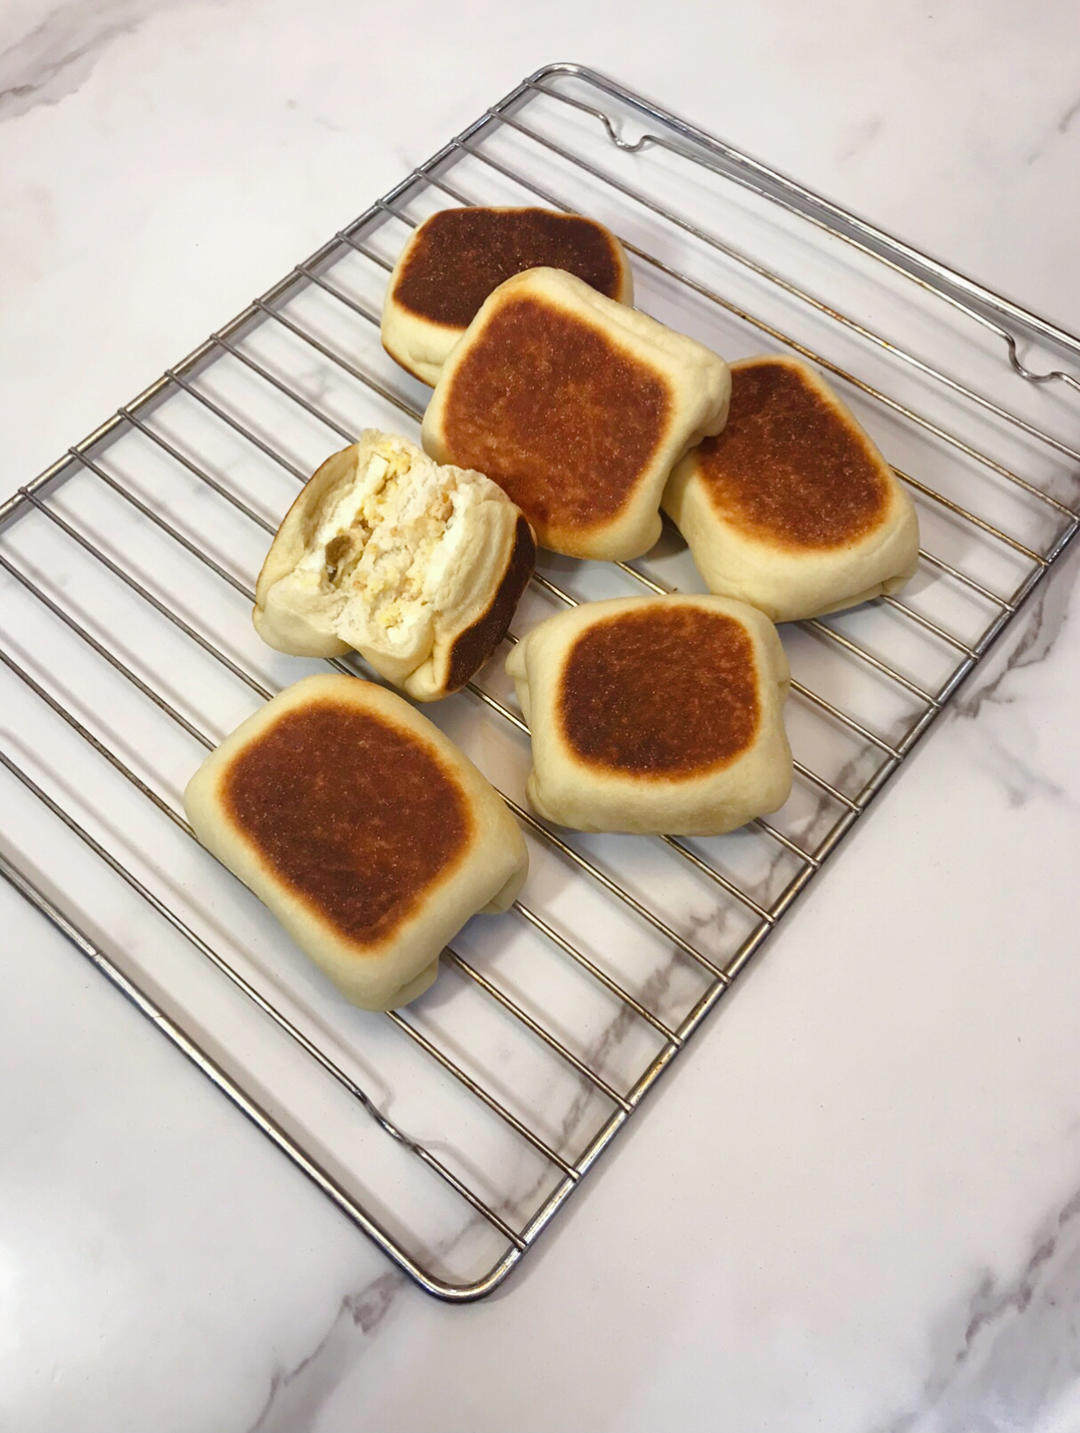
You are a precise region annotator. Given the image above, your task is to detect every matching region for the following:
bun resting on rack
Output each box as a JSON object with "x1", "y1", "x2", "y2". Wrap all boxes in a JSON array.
[
  {"x1": 184, "y1": 674, "x2": 528, "y2": 1011},
  {"x1": 506, "y1": 594, "x2": 792, "y2": 836},
  {"x1": 253, "y1": 431, "x2": 535, "y2": 701},
  {"x1": 663, "y1": 355, "x2": 919, "y2": 622},
  {"x1": 381, "y1": 206, "x2": 633, "y2": 386},
  {"x1": 421, "y1": 267, "x2": 730, "y2": 561}
]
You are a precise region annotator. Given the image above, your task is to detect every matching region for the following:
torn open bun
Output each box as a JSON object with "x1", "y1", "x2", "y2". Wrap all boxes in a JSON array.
[{"x1": 253, "y1": 431, "x2": 535, "y2": 701}]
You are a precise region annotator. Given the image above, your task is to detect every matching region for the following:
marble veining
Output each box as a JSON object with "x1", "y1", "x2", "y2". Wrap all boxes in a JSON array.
[
  {"x1": 233, "y1": 531, "x2": 1080, "y2": 1433},
  {"x1": 249, "y1": 1271, "x2": 405, "y2": 1433},
  {"x1": 951, "y1": 551, "x2": 1077, "y2": 727},
  {"x1": 948, "y1": 543, "x2": 1079, "y2": 809},
  {"x1": 244, "y1": 924, "x2": 707, "y2": 1430},
  {"x1": 0, "y1": 0, "x2": 180, "y2": 120},
  {"x1": 3, "y1": 3, "x2": 1080, "y2": 1431},
  {"x1": 838, "y1": 114, "x2": 884, "y2": 164},
  {"x1": 1056, "y1": 94, "x2": 1080, "y2": 137},
  {"x1": 875, "y1": 1179, "x2": 1080, "y2": 1433}
]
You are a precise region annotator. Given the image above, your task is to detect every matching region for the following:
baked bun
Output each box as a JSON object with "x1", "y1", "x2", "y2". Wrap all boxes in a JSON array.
[
  {"x1": 506, "y1": 595, "x2": 791, "y2": 836},
  {"x1": 421, "y1": 267, "x2": 730, "y2": 561},
  {"x1": 184, "y1": 674, "x2": 528, "y2": 1011},
  {"x1": 381, "y1": 207, "x2": 633, "y2": 385},
  {"x1": 663, "y1": 355, "x2": 919, "y2": 622},
  {"x1": 253, "y1": 431, "x2": 534, "y2": 701}
]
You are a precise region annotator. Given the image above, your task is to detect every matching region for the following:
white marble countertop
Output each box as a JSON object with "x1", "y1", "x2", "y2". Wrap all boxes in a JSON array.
[{"x1": 3, "y1": 3, "x2": 1080, "y2": 1431}]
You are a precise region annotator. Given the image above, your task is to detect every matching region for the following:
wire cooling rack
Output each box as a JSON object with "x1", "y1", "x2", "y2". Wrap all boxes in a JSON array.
[{"x1": 2, "y1": 64, "x2": 1078, "y2": 1300}]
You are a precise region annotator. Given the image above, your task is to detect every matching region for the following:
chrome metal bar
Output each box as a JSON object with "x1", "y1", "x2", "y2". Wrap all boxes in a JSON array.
[
  {"x1": 476, "y1": 107, "x2": 1079, "y2": 520},
  {"x1": 386, "y1": 1011, "x2": 579, "y2": 1177},
  {"x1": 0, "y1": 659, "x2": 527, "y2": 1249},
  {"x1": 659, "y1": 841, "x2": 773, "y2": 923},
  {"x1": 338, "y1": 229, "x2": 396, "y2": 271},
  {"x1": 211, "y1": 334, "x2": 356, "y2": 443},
  {"x1": 165, "y1": 369, "x2": 311, "y2": 480},
  {"x1": 253, "y1": 299, "x2": 421, "y2": 426},
  {"x1": 118, "y1": 406, "x2": 276, "y2": 533},
  {"x1": 177, "y1": 310, "x2": 798, "y2": 925},
  {"x1": 414, "y1": 149, "x2": 1074, "y2": 567},
  {"x1": 23, "y1": 470, "x2": 724, "y2": 1003},
  {"x1": 69, "y1": 450, "x2": 253, "y2": 600},
  {"x1": 299, "y1": 257, "x2": 389, "y2": 311},
  {"x1": 917, "y1": 548, "x2": 1014, "y2": 611},
  {"x1": 751, "y1": 818, "x2": 819, "y2": 867},
  {"x1": 2, "y1": 534, "x2": 637, "y2": 1167},
  {"x1": 502, "y1": 791, "x2": 727, "y2": 979},
  {"x1": 510, "y1": 901, "x2": 680, "y2": 1042},
  {"x1": 0, "y1": 552, "x2": 212, "y2": 748},
  {"x1": 804, "y1": 618, "x2": 939, "y2": 706},
  {"x1": 895, "y1": 466, "x2": 1046, "y2": 567},
  {"x1": 0, "y1": 645, "x2": 188, "y2": 830},
  {"x1": 0, "y1": 843, "x2": 499, "y2": 1289},
  {"x1": 166, "y1": 367, "x2": 309, "y2": 480},
  {"x1": 21, "y1": 491, "x2": 273, "y2": 701},
  {"x1": 507, "y1": 85, "x2": 1080, "y2": 467},
  {"x1": 4, "y1": 65, "x2": 1077, "y2": 1303},
  {"x1": 442, "y1": 949, "x2": 631, "y2": 1110},
  {"x1": 523, "y1": 67, "x2": 1080, "y2": 389},
  {"x1": 879, "y1": 594, "x2": 977, "y2": 656}
]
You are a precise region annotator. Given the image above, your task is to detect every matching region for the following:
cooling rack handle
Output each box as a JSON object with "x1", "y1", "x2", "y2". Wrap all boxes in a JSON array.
[{"x1": 524, "y1": 62, "x2": 1080, "y2": 401}]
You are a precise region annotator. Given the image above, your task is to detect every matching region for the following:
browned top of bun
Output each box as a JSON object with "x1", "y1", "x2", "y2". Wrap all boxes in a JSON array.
[
  {"x1": 222, "y1": 700, "x2": 471, "y2": 946},
  {"x1": 694, "y1": 359, "x2": 891, "y2": 549},
  {"x1": 557, "y1": 606, "x2": 760, "y2": 778},
  {"x1": 393, "y1": 208, "x2": 624, "y2": 329},
  {"x1": 447, "y1": 515, "x2": 535, "y2": 691},
  {"x1": 441, "y1": 294, "x2": 671, "y2": 540}
]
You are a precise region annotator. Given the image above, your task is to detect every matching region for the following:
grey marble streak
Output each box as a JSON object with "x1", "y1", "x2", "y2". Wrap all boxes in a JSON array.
[
  {"x1": 838, "y1": 114, "x2": 884, "y2": 164},
  {"x1": 872, "y1": 1178, "x2": 1080, "y2": 1433},
  {"x1": 248, "y1": 1269, "x2": 404, "y2": 1433},
  {"x1": 1024, "y1": 87, "x2": 1080, "y2": 165},
  {"x1": 1057, "y1": 93, "x2": 1080, "y2": 137},
  {"x1": 241, "y1": 601, "x2": 995, "y2": 1433},
  {"x1": 0, "y1": 0, "x2": 220, "y2": 120},
  {"x1": 947, "y1": 538, "x2": 1079, "y2": 807},
  {"x1": 246, "y1": 932, "x2": 698, "y2": 1433},
  {"x1": 248, "y1": 551, "x2": 1080, "y2": 1432}
]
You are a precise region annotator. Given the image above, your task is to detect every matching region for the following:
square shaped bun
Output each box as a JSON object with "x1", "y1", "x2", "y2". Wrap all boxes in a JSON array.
[
  {"x1": 184, "y1": 675, "x2": 528, "y2": 1010},
  {"x1": 506, "y1": 595, "x2": 792, "y2": 836},
  {"x1": 381, "y1": 206, "x2": 633, "y2": 386},
  {"x1": 253, "y1": 431, "x2": 534, "y2": 701},
  {"x1": 422, "y1": 267, "x2": 730, "y2": 561},
  {"x1": 664, "y1": 356, "x2": 919, "y2": 621}
]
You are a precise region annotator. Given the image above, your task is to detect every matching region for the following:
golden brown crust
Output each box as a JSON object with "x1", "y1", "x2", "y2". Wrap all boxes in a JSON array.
[
  {"x1": 221, "y1": 700, "x2": 472, "y2": 947},
  {"x1": 446, "y1": 515, "x2": 535, "y2": 691},
  {"x1": 556, "y1": 605, "x2": 760, "y2": 778},
  {"x1": 392, "y1": 208, "x2": 626, "y2": 329},
  {"x1": 694, "y1": 358, "x2": 891, "y2": 549},
  {"x1": 440, "y1": 294, "x2": 672, "y2": 542}
]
